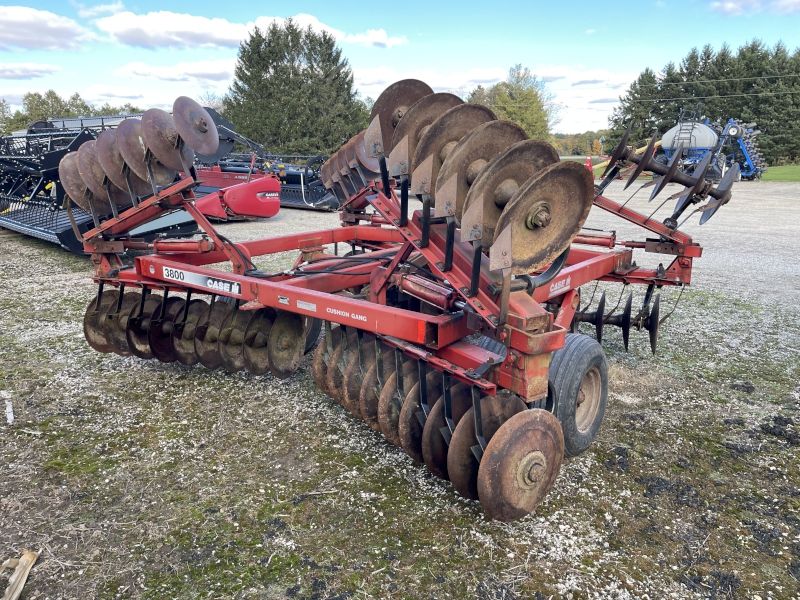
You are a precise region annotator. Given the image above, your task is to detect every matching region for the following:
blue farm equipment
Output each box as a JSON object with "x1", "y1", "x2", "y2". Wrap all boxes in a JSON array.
[{"x1": 661, "y1": 109, "x2": 766, "y2": 181}]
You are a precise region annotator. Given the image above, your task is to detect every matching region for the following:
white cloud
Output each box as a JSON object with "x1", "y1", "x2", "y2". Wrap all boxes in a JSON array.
[
  {"x1": 709, "y1": 0, "x2": 800, "y2": 14},
  {"x1": 585, "y1": 29, "x2": 596, "y2": 34},
  {"x1": 74, "y1": 1, "x2": 125, "y2": 18},
  {"x1": 114, "y1": 59, "x2": 237, "y2": 83},
  {"x1": 343, "y1": 29, "x2": 407, "y2": 49},
  {"x1": 0, "y1": 62, "x2": 62, "y2": 80},
  {"x1": 353, "y1": 66, "x2": 506, "y2": 99},
  {"x1": 0, "y1": 6, "x2": 92, "y2": 50},
  {"x1": 94, "y1": 11, "x2": 407, "y2": 49},
  {"x1": 81, "y1": 84, "x2": 144, "y2": 101}
]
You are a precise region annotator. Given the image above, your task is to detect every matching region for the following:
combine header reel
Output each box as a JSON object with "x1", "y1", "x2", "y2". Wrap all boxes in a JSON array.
[{"x1": 76, "y1": 81, "x2": 736, "y2": 521}]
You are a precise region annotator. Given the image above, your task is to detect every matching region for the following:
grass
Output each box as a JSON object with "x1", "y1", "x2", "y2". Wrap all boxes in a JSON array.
[{"x1": 762, "y1": 164, "x2": 800, "y2": 182}]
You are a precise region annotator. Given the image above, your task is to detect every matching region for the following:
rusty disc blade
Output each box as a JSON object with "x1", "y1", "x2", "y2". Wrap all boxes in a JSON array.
[
  {"x1": 125, "y1": 294, "x2": 161, "y2": 359},
  {"x1": 370, "y1": 79, "x2": 433, "y2": 155},
  {"x1": 359, "y1": 349, "x2": 395, "y2": 431},
  {"x1": 312, "y1": 325, "x2": 341, "y2": 395},
  {"x1": 148, "y1": 297, "x2": 183, "y2": 363},
  {"x1": 447, "y1": 391, "x2": 527, "y2": 500},
  {"x1": 141, "y1": 108, "x2": 195, "y2": 172},
  {"x1": 494, "y1": 161, "x2": 593, "y2": 275},
  {"x1": 193, "y1": 301, "x2": 228, "y2": 369},
  {"x1": 398, "y1": 370, "x2": 443, "y2": 463},
  {"x1": 462, "y1": 139, "x2": 560, "y2": 245},
  {"x1": 242, "y1": 307, "x2": 278, "y2": 376},
  {"x1": 117, "y1": 118, "x2": 176, "y2": 186},
  {"x1": 355, "y1": 130, "x2": 381, "y2": 176},
  {"x1": 96, "y1": 129, "x2": 151, "y2": 198},
  {"x1": 77, "y1": 140, "x2": 126, "y2": 214},
  {"x1": 216, "y1": 305, "x2": 247, "y2": 373},
  {"x1": 421, "y1": 383, "x2": 473, "y2": 480},
  {"x1": 346, "y1": 132, "x2": 378, "y2": 181},
  {"x1": 102, "y1": 291, "x2": 142, "y2": 356},
  {"x1": 171, "y1": 298, "x2": 208, "y2": 366},
  {"x1": 341, "y1": 339, "x2": 374, "y2": 419},
  {"x1": 173, "y1": 96, "x2": 219, "y2": 156},
  {"x1": 435, "y1": 120, "x2": 527, "y2": 220},
  {"x1": 477, "y1": 409, "x2": 564, "y2": 522},
  {"x1": 391, "y1": 93, "x2": 463, "y2": 169},
  {"x1": 267, "y1": 311, "x2": 305, "y2": 379},
  {"x1": 326, "y1": 332, "x2": 355, "y2": 406},
  {"x1": 411, "y1": 104, "x2": 496, "y2": 203},
  {"x1": 83, "y1": 289, "x2": 120, "y2": 353},
  {"x1": 59, "y1": 152, "x2": 94, "y2": 212},
  {"x1": 377, "y1": 359, "x2": 418, "y2": 446}
]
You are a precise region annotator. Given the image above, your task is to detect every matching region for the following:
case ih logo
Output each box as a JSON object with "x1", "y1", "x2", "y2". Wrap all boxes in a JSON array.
[{"x1": 548, "y1": 276, "x2": 571, "y2": 298}]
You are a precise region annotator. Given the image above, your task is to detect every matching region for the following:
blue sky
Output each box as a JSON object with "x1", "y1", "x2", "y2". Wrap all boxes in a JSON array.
[{"x1": 1, "y1": 0, "x2": 798, "y2": 132}]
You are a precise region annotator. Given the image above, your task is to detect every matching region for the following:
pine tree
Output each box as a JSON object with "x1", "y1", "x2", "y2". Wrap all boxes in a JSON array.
[{"x1": 223, "y1": 20, "x2": 369, "y2": 155}]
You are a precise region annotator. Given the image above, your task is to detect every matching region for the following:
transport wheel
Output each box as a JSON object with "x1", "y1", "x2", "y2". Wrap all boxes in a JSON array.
[
  {"x1": 477, "y1": 409, "x2": 564, "y2": 522},
  {"x1": 447, "y1": 391, "x2": 527, "y2": 500},
  {"x1": 242, "y1": 307, "x2": 277, "y2": 376},
  {"x1": 267, "y1": 311, "x2": 305, "y2": 379},
  {"x1": 421, "y1": 383, "x2": 472, "y2": 480},
  {"x1": 398, "y1": 370, "x2": 443, "y2": 463},
  {"x1": 194, "y1": 301, "x2": 229, "y2": 369},
  {"x1": 377, "y1": 359, "x2": 419, "y2": 446},
  {"x1": 171, "y1": 299, "x2": 208, "y2": 367},
  {"x1": 102, "y1": 291, "x2": 141, "y2": 356},
  {"x1": 218, "y1": 305, "x2": 248, "y2": 373},
  {"x1": 303, "y1": 317, "x2": 322, "y2": 353},
  {"x1": 148, "y1": 297, "x2": 183, "y2": 363},
  {"x1": 358, "y1": 349, "x2": 394, "y2": 432},
  {"x1": 126, "y1": 294, "x2": 161, "y2": 360},
  {"x1": 548, "y1": 333, "x2": 608, "y2": 457},
  {"x1": 84, "y1": 289, "x2": 120, "y2": 353}
]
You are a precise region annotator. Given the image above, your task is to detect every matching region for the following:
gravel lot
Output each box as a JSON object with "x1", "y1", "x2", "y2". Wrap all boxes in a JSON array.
[{"x1": 1, "y1": 180, "x2": 799, "y2": 599}]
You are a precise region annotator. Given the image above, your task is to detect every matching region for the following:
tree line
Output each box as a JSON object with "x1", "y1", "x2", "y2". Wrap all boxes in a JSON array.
[{"x1": 608, "y1": 40, "x2": 800, "y2": 165}]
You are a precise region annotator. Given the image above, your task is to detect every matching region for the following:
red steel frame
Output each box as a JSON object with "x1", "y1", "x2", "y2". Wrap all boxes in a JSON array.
[{"x1": 81, "y1": 173, "x2": 701, "y2": 400}]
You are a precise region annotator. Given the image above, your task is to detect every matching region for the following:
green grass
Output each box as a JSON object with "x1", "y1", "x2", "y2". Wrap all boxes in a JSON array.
[{"x1": 762, "y1": 164, "x2": 800, "y2": 182}]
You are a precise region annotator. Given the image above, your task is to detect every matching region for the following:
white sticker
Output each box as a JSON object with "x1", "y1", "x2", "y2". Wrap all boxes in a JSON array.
[
  {"x1": 161, "y1": 266, "x2": 241, "y2": 296},
  {"x1": 278, "y1": 296, "x2": 289, "y2": 305},
  {"x1": 297, "y1": 300, "x2": 316, "y2": 312}
]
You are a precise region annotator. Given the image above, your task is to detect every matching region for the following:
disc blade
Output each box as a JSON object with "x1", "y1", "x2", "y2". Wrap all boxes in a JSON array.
[
  {"x1": 326, "y1": 331, "x2": 356, "y2": 406},
  {"x1": 173, "y1": 96, "x2": 220, "y2": 156},
  {"x1": 342, "y1": 334, "x2": 375, "y2": 418},
  {"x1": 102, "y1": 291, "x2": 141, "y2": 356},
  {"x1": 148, "y1": 297, "x2": 183, "y2": 363},
  {"x1": 421, "y1": 383, "x2": 472, "y2": 480},
  {"x1": 141, "y1": 108, "x2": 195, "y2": 172},
  {"x1": 624, "y1": 133, "x2": 659, "y2": 190},
  {"x1": 603, "y1": 121, "x2": 633, "y2": 176},
  {"x1": 267, "y1": 311, "x2": 305, "y2": 379},
  {"x1": 462, "y1": 139, "x2": 560, "y2": 246},
  {"x1": 117, "y1": 118, "x2": 176, "y2": 186},
  {"x1": 58, "y1": 152, "x2": 94, "y2": 212},
  {"x1": 77, "y1": 140, "x2": 125, "y2": 214},
  {"x1": 359, "y1": 349, "x2": 394, "y2": 432},
  {"x1": 398, "y1": 370, "x2": 443, "y2": 463},
  {"x1": 217, "y1": 304, "x2": 247, "y2": 373},
  {"x1": 96, "y1": 129, "x2": 151, "y2": 197},
  {"x1": 126, "y1": 294, "x2": 162, "y2": 359},
  {"x1": 411, "y1": 104, "x2": 496, "y2": 203},
  {"x1": 172, "y1": 298, "x2": 208, "y2": 366},
  {"x1": 83, "y1": 289, "x2": 120, "y2": 353},
  {"x1": 435, "y1": 120, "x2": 527, "y2": 222},
  {"x1": 493, "y1": 161, "x2": 594, "y2": 275},
  {"x1": 370, "y1": 79, "x2": 434, "y2": 155},
  {"x1": 377, "y1": 359, "x2": 419, "y2": 446},
  {"x1": 391, "y1": 92, "x2": 464, "y2": 167},
  {"x1": 477, "y1": 409, "x2": 564, "y2": 522},
  {"x1": 448, "y1": 391, "x2": 527, "y2": 500},
  {"x1": 194, "y1": 301, "x2": 228, "y2": 369},
  {"x1": 242, "y1": 307, "x2": 277, "y2": 375}
]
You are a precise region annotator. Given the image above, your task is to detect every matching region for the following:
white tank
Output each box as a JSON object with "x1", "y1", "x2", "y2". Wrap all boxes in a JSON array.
[{"x1": 662, "y1": 122, "x2": 719, "y2": 150}]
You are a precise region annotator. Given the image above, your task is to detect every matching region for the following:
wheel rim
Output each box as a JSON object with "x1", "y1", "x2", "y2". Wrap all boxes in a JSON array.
[{"x1": 575, "y1": 366, "x2": 602, "y2": 433}]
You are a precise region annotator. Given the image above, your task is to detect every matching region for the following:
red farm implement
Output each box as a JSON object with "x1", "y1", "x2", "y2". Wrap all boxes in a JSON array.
[{"x1": 70, "y1": 81, "x2": 737, "y2": 521}]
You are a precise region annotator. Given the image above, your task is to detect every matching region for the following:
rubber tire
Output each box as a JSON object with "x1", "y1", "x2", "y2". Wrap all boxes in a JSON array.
[
  {"x1": 303, "y1": 317, "x2": 322, "y2": 353},
  {"x1": 476, "y1": 336, "x2": 507, "y2": 360},
  {"x1": 548, "y1": 333, "x2": 608, "y2": 457}
]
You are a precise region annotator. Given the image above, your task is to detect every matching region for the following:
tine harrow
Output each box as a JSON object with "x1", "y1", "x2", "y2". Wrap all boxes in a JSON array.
[{"x1": 71, "y1": 80, "x2": 737, "y2": 522}]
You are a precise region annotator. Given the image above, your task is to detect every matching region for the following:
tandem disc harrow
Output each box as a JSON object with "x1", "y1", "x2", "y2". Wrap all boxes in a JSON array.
[{"x1": 76, "y1": 80, "x2": 736, "y2": 521}]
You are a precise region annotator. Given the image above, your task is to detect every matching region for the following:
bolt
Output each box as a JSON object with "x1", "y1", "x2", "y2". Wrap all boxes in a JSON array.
[{"x1": 527, "y1": 206, "x2": 551, "y2": 228}]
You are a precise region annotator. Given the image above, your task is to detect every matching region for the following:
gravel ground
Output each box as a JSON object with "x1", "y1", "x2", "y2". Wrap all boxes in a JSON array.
[{"x1": 1, "y1": 180, "x2": 799, "y2": 600}]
